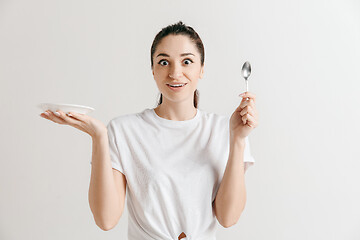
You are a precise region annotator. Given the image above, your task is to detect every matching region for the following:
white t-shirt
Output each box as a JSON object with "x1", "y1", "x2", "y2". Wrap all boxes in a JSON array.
[{"x1": 93, "y1": 107, "x2": 255, "y2": 240}]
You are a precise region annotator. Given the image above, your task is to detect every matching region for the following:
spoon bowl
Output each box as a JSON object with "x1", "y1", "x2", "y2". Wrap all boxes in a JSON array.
[
  {"x1": 241, "y1": 61, "x2": 252, "y2": 100},
  {"x1": 241, "y1": 61, "x2": 251, "y2": 80}
]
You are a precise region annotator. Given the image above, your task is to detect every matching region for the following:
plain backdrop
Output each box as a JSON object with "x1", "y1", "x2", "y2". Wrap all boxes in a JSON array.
[{"x1": 1, "y1": 0, "x2": 359, "y2": 239}]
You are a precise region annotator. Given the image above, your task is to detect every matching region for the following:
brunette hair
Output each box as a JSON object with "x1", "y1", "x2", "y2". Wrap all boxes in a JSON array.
[{"x1": 150, "y1": 21, "x2": 205, "y2": 108}]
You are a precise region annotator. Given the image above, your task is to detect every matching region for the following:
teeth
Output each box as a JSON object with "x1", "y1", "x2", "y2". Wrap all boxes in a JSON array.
[{"x1": 169, "y1": 84, "x2": 185, "y2": 87}]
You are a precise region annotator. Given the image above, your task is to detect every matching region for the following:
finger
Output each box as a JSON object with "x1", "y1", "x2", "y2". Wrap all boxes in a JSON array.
[
  {"x1": 236, "y1": 97, "x2": 251, "y2": 113},
  {"x1": 248, "y1": 98, "x2": 255, "y2": 108},
  {"x1": 46, "y1": 111, "x2": 68, "y2": 124},
  {"x1": 245, "y1": 99, "x2": 259, "y2": 118},
  {"x1": 248, "y1": 114, "x2": 258, "y2": 128},
  {"x1": 242, "y1": 113, "x2": 257, "y2": 127},
  {"x1": 235, "y1": 99, "x2": 246, "y2": 112},
  {"x1": 240, "y1": 98, "x2": 250, "y2": 109},
  {"x1": 246, "y1": 114, "x2": 257, "y2": 126},
  {"x1": 239, "y1": 91, "x2": 256, "y2": 103},
  {"x1": 240, "y1": 105, "x2": 255, "y2": 117},
  {"x1": 40, "y1": 112, "x2": 50, "y2": 119},
  {"x1": 241, "y1": 106, "x2": 258, "y2": 125},
  {"x1": 55, "y1": 110, "x2": 84, "y2": 126},
  {"x1": 248, "y1": 100, "x2": 258, "y2": 116},
  {"x1": 66, "y1": 111, "x2": 88, "y2": 122}
]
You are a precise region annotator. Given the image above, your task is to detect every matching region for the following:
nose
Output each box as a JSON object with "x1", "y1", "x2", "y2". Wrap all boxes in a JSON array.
[{"x1": 169, "y1": 64, "x2": 183, "y2": 79}]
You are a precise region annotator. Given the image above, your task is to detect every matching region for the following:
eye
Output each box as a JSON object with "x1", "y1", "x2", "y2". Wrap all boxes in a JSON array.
[
  {"x1": 158, "y1": 59, "x2": 168, "y2": 66},
  {"x1": 183, "y1": 59, "x2": 193, "y2": 65}
]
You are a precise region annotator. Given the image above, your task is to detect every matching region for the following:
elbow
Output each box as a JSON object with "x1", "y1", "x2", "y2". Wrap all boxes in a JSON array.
[
  {"x1": 216, "y1": 214, "x2": 238, "y2": 228},
  {"x1": 221, "y1": 214, "x2": 242, "y2": 228},
  {"x1": 213, "y1": 199, "x2": 246, "y2": 228},
  {"x1": 96, "y1": 219, "x2": 118, "y2": 231},
  {"x1": 90, "y1": 205, "x2": 123, "y2": 231},
  {"x1": 93, "y1": 213, "x2": 122, "y2": 231},
  {"x1": 99, "y1": 223, "x2": 116, "y2": 231},
  {"x1": 219, "y1": 211, "x2": 244, "y2": 228},
  {"x1": 222, "y1": 219, "x2": 238, "y2": 228}
]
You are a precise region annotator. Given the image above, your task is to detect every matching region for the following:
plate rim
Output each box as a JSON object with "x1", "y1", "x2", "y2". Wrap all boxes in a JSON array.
[{"x1": 38, "y1": 103, "x2": 95, "y2": 111}]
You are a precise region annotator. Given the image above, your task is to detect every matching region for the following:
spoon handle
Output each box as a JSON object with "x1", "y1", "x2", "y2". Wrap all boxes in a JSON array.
[{"x1": 245, "y1": 80, "x2": 249, "y2": 101}]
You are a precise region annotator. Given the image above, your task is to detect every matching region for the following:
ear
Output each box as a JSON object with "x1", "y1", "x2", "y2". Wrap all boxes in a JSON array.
[{"x1": 199, "y1": 65, "x2": 204, "y2": 79}]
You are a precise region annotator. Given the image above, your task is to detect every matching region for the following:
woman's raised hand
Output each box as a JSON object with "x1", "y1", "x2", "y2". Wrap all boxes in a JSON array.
[
  {"x1": 40, "y1": 110, "x2": 107, "y2": 139},
  {"x1": 229, "y1": 91, "x2": 259, "y2": 141}
]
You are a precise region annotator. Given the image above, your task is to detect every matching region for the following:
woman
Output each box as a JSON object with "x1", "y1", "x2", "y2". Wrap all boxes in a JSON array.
[{"x1": 40, "y1": 21, "x2": 259, "y2": 240}]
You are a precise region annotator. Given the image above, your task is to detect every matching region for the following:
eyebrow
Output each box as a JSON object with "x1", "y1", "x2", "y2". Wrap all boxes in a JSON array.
[{"x1": 156, "y1": 53, "x2": 195, "y2": 58}]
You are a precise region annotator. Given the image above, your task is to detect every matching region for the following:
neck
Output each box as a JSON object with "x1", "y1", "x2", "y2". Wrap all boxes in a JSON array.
[{"x1": 154, "y1": 100, "x2": 197, "y2": 121}]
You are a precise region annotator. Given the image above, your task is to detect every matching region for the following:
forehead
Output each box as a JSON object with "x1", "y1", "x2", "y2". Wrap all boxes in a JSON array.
[{"x1": 155, "y1": 34, "x2": 198, "y2": 55}]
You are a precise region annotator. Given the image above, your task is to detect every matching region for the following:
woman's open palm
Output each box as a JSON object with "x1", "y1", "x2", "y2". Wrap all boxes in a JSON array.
[{"x1": 40, "y1": 110, "x2": 107, "y2": 138}]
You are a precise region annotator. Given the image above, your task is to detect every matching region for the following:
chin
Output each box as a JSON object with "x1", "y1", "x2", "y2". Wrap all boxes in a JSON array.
[{"x1": 162, "y1": 93, "x2": 193, "y2": 102}]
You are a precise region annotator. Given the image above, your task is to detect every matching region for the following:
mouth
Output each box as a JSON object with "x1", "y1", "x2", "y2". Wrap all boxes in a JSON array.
[{"x1": 166, "y1": 83, "x2": 187, "y2": 91}]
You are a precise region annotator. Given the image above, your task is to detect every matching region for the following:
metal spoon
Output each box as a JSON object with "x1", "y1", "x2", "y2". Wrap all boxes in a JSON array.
[{"x1": 241, "y1": 61, "x2": 251, "y2": 101}]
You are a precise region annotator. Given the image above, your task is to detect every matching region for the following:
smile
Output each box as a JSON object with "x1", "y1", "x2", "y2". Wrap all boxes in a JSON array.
[{"x1": 166, "y1": 83, "x2": 187, "y2": 91}]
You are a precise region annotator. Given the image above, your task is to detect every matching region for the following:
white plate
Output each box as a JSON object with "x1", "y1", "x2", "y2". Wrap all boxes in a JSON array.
[{"x1": 38, "y1": 103, "x2": 95, "y2": 115}]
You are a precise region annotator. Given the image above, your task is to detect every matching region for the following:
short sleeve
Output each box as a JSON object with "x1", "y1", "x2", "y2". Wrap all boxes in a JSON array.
[
  {"x1": 107, "y1": 120, "x2": 126, "y2": 175},
  {"x1": 89, "y1": 120, "x2": 126, "y2": 175},
  {"x1": 244, "y1": 136, "x2": 255, "y2": 172},
  {"x1": 212, "y1": 135, "x2": 256, "y2": 202},
  {"x1": 223, "y1": 115, "x2": 255, "y2": 173}
]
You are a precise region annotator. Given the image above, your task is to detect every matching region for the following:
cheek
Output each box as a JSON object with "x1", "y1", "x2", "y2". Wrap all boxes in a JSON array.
[
  {"x1": 153, "y1": 70, "x2": 167, "y2": 80},
  {"x1": 188, "y1": 65, "x2": 202, "y2": 77},
  {"x1": 184, "y1": 69, "x2": 201, "y2": 81}
]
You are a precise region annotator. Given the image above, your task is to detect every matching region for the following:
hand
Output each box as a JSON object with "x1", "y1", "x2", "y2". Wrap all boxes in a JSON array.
[
  {"x1": 40, "y1": 110, "x2": 107, "y2": 139},
  {"x1": 229, "y1": 92, "x2": 259, "y2": 141}
]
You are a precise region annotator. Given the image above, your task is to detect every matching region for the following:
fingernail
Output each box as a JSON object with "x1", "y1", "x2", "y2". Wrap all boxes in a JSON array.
[
  {"x1": 239, "y1": 92, "x2": 245, "y2": 97},
  {"x1": 66, "y1": 113, "x2": 72, "y2": 117},
  {"x1": 54, "y1": 111, "x2": 60, "y2": 117},
  {"x1": 44, "y1": 112, "x2": 49, "y2": 116}
]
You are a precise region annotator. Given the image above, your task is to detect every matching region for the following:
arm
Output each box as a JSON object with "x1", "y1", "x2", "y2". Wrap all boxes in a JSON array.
[
  {"x1": 215, "y1": 90, "x2": 258, "y2": 227},
  {"x1": 88, "y1": 132, "x2": 125, "y2": 231},
  {"x1": 213, "y1": 138, "x2": 246, "y2": 228},
  {"x1": 39, "y1": 111, "x2": 125, "y2": 230}
]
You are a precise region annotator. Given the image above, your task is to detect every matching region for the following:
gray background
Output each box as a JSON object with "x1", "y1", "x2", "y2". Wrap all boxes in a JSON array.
[{"x1": 1, "y1": 0, "x2": 359, "y2": 239}]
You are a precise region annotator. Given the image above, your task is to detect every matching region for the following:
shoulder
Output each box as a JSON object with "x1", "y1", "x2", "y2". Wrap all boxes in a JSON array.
[
  {"x1": 201, "y1": 109, "x2": 228, "y2": 121},
  {"x1": 199, "y1": 109, "x2": 229, "y2": 128},
  {"x1": 107, "y1": 110, "x2": 146, "y2": 128}
]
